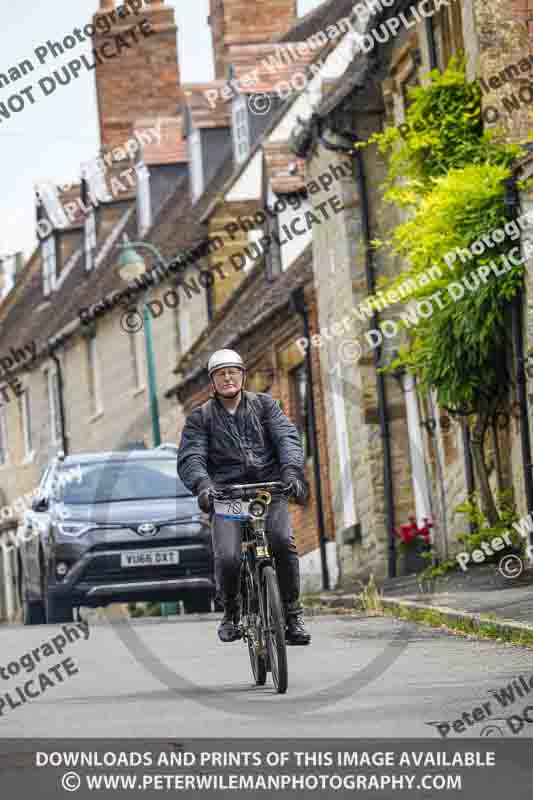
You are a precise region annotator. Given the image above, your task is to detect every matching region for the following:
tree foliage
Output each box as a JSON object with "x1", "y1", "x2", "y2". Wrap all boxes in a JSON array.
[{"x1": 360, "y1": 57, "x2": 525, "y2": 524}]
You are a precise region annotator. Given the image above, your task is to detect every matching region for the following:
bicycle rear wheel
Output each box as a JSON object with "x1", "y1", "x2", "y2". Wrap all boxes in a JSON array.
[
  {"x1": 243, "y1": 567, "x2": 267, "y2": 686},
  {"x1": 262, "y1": 565, "x2": 288, "y2": 694}
]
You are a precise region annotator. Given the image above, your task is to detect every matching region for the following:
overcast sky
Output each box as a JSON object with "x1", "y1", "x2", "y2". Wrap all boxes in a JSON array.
[{"x1": 0, "y1": 0, "x2": 322, "y2": 269}]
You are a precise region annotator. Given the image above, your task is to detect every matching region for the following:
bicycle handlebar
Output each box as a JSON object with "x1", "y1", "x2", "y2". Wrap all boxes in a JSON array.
[{"x1": 210, "y1": 481, "x2": 291, "y2": 501}]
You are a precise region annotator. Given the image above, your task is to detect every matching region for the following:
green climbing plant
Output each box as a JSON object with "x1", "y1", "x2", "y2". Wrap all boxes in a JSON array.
[{"x1": 359, "y1": 57, "x2": 526, "y2": 526}]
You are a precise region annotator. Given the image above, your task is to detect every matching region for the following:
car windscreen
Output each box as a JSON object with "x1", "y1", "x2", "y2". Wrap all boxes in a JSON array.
[{"x1": 56, "y1": 460, "x2": 191, "y2": 504}]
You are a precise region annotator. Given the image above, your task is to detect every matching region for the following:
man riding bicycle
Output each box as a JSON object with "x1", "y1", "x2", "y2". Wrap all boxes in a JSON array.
[{"x1": 177, "y1": 349, "x2": 311, "y2": 646}]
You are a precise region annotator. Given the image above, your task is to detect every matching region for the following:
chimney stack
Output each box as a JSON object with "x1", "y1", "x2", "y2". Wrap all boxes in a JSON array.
[
  {"x1": 93, "y1": 0, "x2": 182, "y2": 153},
  {"x1": 209, "y1": 0, "x2": 297, "y2": 79}
]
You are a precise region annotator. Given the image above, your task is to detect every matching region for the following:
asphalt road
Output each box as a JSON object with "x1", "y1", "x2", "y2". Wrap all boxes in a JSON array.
[{"x1": 1, "y1": 611, "x2": 533, "y2": 738}]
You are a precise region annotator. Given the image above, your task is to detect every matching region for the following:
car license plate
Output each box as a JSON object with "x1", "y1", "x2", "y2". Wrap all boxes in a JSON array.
[
  {"x1": 120, "y1": 548, "x2": 181, "y2": 568},
  {"x1": 214, "y1": 499, "x2": 249, "y2": 519}
]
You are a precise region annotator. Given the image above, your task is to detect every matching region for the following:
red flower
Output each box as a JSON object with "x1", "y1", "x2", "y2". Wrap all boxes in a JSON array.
[{"x1": 395, "y1": 517, "x2": 434, "y2": 545}]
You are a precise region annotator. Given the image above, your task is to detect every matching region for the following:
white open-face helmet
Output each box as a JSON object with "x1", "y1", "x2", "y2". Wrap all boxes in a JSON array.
[{"x1": 207, "y1": 349, "x2": 245, "y2": 379}]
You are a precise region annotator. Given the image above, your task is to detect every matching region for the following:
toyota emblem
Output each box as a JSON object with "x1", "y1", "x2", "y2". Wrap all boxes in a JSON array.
[{"x1": 137, "y1": 522, "x2": 157, "y2": 536}]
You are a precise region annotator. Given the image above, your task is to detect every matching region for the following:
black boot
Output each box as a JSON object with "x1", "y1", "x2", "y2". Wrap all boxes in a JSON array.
[
  {"x1": 217, "y1": 602, "x2": 242, "y2": 643},
  {"x1": 285, "y1": 601, "x2": 311, "y2": 645}
]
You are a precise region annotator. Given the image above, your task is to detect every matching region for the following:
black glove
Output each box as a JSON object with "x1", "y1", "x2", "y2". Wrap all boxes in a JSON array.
[
  {"x1": 196, "y1": 479, "x2": 215, "y2": 514},
  {"x1": 281, "y1": 467, "x2": 309, "y2": 506}
]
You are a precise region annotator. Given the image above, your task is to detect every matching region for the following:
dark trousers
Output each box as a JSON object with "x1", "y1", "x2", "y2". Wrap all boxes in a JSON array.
[{"x1": 210, "y1": 496, "x2": 302, "y2": 616}]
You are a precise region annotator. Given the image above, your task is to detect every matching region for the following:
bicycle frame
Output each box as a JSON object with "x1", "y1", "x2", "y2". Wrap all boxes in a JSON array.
[{"x1": 212, "y1": 481, "x2": 290, "y2": 692}]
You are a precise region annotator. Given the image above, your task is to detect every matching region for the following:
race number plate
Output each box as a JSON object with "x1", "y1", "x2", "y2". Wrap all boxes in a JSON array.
[{"x1": 214, "y1": 499, "x2": 250, "y2": 520}]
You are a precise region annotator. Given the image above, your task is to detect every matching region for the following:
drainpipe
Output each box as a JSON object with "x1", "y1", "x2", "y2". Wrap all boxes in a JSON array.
[
  {"x1": 505, "y1": 177, "x2": 533, "y2": 548},
  {"x1": 425, "y1": 17, "x2": 438, "y2": 71},
  {"x1": 319, "y1": 129, "x2": 397, "y2": 578},
  {"x1": 49, "y1": 346, "x2": 69, "y2": 456},
  {"x1": 461, "y1": 421, "x2": 476, "y2": 535},
  {"x1": 291, "y1": 287, "x2": 330, "y2": 591}
]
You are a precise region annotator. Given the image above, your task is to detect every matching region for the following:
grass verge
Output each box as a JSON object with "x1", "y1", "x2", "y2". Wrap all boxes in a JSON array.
[{"x1": 382, "y1": 600, "x2": 533, "y2": 648}]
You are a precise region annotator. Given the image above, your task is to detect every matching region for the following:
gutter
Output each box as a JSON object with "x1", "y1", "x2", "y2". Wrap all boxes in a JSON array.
[
  {"x1": 291, "y1": 286, "x2": 330, "y2": 591},
  {"x1": 49, "y1": 346, "x2": 69, "y2": 456},
  {"x1": 352, "y1": 137, "x2": 397, "y2": 579},
  {"x1": 461, "y1": 421, "x2": 476, "y2": 535},
  {"x1": 425, "y1": 15, "x2": 438, "y2": 71},
  {"x1": 505, "y1": 176, "x2": 533, "y2": 550},
  {"x1": 45, "y1": 322, "x2": 80, "y2": 457}
]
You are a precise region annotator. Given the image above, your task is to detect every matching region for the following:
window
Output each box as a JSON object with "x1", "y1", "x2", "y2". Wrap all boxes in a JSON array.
[
  {"x1": 278, "y1": 195, "x2": 312, "y2": 272},
  {"x1": 431, "y1": 0, "x2": 464, "y2": 70},
  {"x1": 289, "y1": 364, "x2": 311, "y2": 460},
  {"x1": 42, "y1": 236, "x2": 56, "y2": 296},
  {"x1": 84, "y1": 211, "x2": 97, "y2": 271},
  {"x1": 19, "y1": 388, "x2": 33, "y2": 459},
  {"x1": 0, "y1": 409, "x2": 8, "y2": 465},
  {"x1": 130, "y1": 331, "x2": 145, "y2": 391},
  {"x1": 232, "y1": 94, "x2": 250, "y2": 164},
  {"x1": 87, "y1": 334, "x2": 103, "y2": 417},
  {"x1": 136, "y1": 164, "x2": 151, "y2": 236},
  {"x1": 329, "y1": 362, "x2": 357, "y2": 530},
  {"x1": 82, "y1": 162, "x2": 112, "y2": 205},
  {"x1": 45, "y1": 367, "x2": 62, "y2": 445},
  {"x1": 189, "y1": 127, "x2": 204, "y2": 202},
  {"x1": 243, "y1": 229, "x2": 264, "y2": 273},
  {"x1": 179, "y1": 306, "x2": 192, "y2": 354}
]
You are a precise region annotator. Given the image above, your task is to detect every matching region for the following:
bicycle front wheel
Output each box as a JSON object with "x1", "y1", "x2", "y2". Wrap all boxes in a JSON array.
[
  {"x1": 244, "y1": 567, "x2": 267, "y2": 686},
  {"x1": 262, "y1": 565, "x2": 288, "y2": 694}
]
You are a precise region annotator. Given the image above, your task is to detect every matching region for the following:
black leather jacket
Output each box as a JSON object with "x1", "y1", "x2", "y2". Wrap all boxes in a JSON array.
[{"x1": 177, "y1": 391, "x2": 305, "y2": 493}]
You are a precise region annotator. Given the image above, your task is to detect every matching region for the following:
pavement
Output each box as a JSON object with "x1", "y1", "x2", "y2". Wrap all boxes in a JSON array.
[{"x1": 311, "y1": 564, "x2": 533, "y2": 642}]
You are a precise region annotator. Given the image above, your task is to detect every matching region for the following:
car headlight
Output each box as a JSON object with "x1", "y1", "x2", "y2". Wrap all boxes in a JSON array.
[{"x1": 56, "y1": 521, "x2": 93, "y2": 538}]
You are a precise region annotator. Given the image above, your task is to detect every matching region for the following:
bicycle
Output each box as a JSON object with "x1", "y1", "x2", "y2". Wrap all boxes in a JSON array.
[{"x1": 211, "y1": 481, "x2": 292, "y2": 694}]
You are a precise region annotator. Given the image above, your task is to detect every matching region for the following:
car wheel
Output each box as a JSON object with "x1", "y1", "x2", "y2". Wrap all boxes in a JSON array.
[
  {"x1": 20, "y1": 569, "x2": 46, "y2": 625},
  {"x1": 185, "y1": 593, "x2": 212, "y2": 614},
  {"x1": 45, "y1": 592, "x2": 74, "y2": 624},
  {"x1": 23, "y1": 597, "x2": 46, "y2": 625}
]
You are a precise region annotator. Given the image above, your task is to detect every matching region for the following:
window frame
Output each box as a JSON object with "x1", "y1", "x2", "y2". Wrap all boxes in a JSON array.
[
  {"x1": 87, "y1": 333, "x2": 103, "y2": 418},
  {"x1": 136, "y1": 163, "x2": 152, "y2": 236},
  {"x1": 278, "y1": 194, "x2": 312, "y2": 272},
  {"x1": 232, "y1": 94, "x2": 251, "y2": 164},
  {"x1": 0, "y1": 407, "x2": 9, "y2": 466},
  {"x1": 19, "y1": 388, "x2": 33, "y2": 461},
  {"x1": 179, "y1": 306, "x2": 192, "y2": 354},
  {"x1": 189, "y1": 127, "x2": 204, "y2": 202},
  {"x1": 289, "y1": 363, "x2": 312, "y2": 461},
  {"x1": 431, "y1": 0, "x2": 464, "y2": 71},
  {"x1": 84, "y1": 210, "x2": 97, "y2": 272},
  {"x1": 42, "y1": 234, "x2": 57, "y2": 296},
  {"x1": 44, "y1": 366, "x2": 62, "y2": 447}
]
